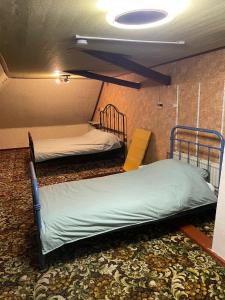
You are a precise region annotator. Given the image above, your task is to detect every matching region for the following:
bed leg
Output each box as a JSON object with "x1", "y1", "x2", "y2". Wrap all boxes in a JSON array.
[
  {"x1": 28, "y1": 131, "x2": 36, "y2": 166},
  {"x1": 123, "y1": 144, "x2": 126, "y2": 162},
  {"x1": 34, "y1": 161, "x2": 37, "y2": 173},
  {"x1": 39, "y1": 253, "x2": 46, "y2": 270}
]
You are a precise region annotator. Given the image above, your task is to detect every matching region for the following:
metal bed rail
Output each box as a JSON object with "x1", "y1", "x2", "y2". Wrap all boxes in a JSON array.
[
  {"x1": 170, "y1": 125, "x2": 224, "y2": 189},
  {"x1": 30, "y1": 161, "x2": 46, "y2": 268},
  {"x1": 100, "y1": 104, "x2": 127, "y2": 143},
  {"x1": 29, "y1": 125, "x2": 224, "y2": 268}
]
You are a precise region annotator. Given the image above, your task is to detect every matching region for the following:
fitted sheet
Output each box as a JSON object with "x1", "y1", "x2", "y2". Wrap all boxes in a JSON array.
[
  {"x1": 39, "y1": 159, "x2": 217, "y2": 254},
  {"x1": 34, "y1": 129, "x2": 122, "y2": 162}
]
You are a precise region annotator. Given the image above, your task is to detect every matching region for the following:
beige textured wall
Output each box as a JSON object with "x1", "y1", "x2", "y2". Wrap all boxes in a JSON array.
[
  {"x1": 0, "y1": 65, "x2": 102, "y2": 149},
  {"x1": 94, "y1": 48, "x2": 225, "y2": 163},
  {"x1": 0, "y1": 78, "x2": 101, "y2": 128},
  {"x1": 0, "y1": 124, "x2": 92, "y2": 149}
]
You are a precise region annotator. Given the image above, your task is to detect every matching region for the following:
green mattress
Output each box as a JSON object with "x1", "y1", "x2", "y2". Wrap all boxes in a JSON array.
[{"x1": 39, "y1": 159, "x2": 217, "y2": 254}]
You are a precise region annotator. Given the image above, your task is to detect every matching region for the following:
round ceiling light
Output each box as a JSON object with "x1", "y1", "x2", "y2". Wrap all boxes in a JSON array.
[
  {"x1": 115, "y1": 10, "x2": 168, "y2": 26},
  {"x1": 97, "y1": 0, "x2": 189, "y2": 29}
]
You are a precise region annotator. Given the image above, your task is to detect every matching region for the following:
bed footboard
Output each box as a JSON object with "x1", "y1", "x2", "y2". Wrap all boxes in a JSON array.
[{"x1": 30, "y1": 161, "x2": 46, "y2": 269}]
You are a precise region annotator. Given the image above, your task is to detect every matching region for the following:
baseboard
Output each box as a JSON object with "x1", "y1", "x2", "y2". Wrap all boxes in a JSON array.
[
  {"x1": 0, "y1": 147, "x2": 29, "y2": 151},
  {"x1": 180, "y1": 224, "x2": 225, "y2": 267}
]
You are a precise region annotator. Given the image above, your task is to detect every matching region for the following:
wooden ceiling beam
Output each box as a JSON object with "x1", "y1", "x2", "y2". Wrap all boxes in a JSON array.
[
  {"x1": 64, "y1": 70, "x2": 141, "y2": 89},
  {"x1": 83, "y1": 50, "x2": 171, "y2": 86}
]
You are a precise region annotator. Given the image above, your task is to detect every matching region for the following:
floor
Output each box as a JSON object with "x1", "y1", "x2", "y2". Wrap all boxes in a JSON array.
[{"x1": 0, "y1": 149, "x2": 225, "y2": 299}]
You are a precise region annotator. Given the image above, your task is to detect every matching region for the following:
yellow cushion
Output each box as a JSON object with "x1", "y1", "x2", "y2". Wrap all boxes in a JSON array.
[{"x1": 123, "y1": 128, "x2": 151, "y2": 172}]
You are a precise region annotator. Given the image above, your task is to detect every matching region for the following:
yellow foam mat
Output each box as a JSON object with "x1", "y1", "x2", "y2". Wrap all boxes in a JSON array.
[{"x1": 123, "y1": 128, "x2": 151, "y2": 172}]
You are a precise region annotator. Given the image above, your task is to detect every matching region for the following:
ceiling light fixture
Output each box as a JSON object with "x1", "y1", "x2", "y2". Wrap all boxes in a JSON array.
[
  {"x1": 97, "y1": 0, "x2": 189, "y2": 29},
  {"x1": 55, "y1": 75, "x2": 70, "y2": 84},
  {"x1": 75, "y1": 34, "x2": 185, "y2": 45},
  {"x1": 54, "y1": 70, "x2": 61, "y2": 75}
]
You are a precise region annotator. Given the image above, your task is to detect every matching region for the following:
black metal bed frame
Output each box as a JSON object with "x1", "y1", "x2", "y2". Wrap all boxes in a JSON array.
[
  {"x1": 100, "y1": 104, "x2": 127, "y2": 143},
  {"x1": 28, "y1": 104, "x2": 127, "y2": 167}
]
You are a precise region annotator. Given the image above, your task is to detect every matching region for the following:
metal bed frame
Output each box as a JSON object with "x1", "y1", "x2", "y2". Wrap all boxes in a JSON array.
[
  {"x1": 28, "y1": 104, "x2": 127, "y2": 166},
  {"x1": 170, "y1": 125, "x2": 224, "y2": 190},
  {"x1": 30, "y1": 125, "x2": 224, "y2": 268},
  {"x1": 100, "y1": 104, "x2": 127, "y2": 143}
]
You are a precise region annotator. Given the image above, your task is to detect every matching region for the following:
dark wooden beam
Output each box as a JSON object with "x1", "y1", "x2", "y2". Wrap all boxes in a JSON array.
[
  {"x1": 64, "y1": 70, "x2": 141, "y2": 89},
  {"x1": 83, "y1": 50, "x2": 171, "y2": 86}
]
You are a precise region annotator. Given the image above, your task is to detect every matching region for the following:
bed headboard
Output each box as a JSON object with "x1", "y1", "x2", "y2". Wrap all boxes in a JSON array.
[
  {"x1": 99, "y1": 104, "x2": 127, "y2": 143},
  {"x1": 170, "y1": 125, "x2": 224, "y2": 189}
]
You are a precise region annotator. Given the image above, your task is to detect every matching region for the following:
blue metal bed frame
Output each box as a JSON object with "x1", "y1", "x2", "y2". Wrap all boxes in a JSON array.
[
  {"x1": 30, "y1": 125, "x2": 224, "y2": 268},
  {"x1": 170, "y1": 125, "x2": 224, "y2": 189},
  {"x1": 30, "y1": 161, "x2": 46, "y2": 268}
]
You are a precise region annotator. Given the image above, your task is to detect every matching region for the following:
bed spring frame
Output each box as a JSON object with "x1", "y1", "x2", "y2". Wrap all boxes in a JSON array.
[
  {"x1": 28, "y1": 104, "x2": 127, "y2": 166},
  {"x1": 30, "y1": 125, "x2": 224, "y2": 269}
]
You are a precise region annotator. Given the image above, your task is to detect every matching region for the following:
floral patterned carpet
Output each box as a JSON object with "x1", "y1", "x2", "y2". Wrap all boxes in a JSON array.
[{"x1": 0, "y1": 149, "x2": 225, "y2": 299}]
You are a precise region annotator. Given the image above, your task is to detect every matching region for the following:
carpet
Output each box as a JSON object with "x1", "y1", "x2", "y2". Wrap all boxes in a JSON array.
[{"x1": 0, "y1": 149, "x2": 225, "y2": 300}]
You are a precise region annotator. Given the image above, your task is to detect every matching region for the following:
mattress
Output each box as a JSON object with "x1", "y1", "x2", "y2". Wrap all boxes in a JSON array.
[
  {"x1": 39, "y1": 159, "x2": 217, "y2": 254},
  {"x1": 34, "y1": 129, "x2": 122, "y2": 162}
]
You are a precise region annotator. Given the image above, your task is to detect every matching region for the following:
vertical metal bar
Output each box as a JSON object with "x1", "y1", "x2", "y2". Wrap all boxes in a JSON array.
[
  {"x1": 207, "y1": 147, "x2": 210, "y2": 172},
  {"x1": 124, "y1": 115, "x2": 127, "y2": 142},
  {"x1": 117, "y1": 113, "x2": 119, "y2": 137},
  {"x1": 108, "y1": 106, "x2": 110, "y2": 131},
  {"x1": 219, "y1": 141, "x2": 224, "y2": 186},
  {"x1": 113, "y1": 108, "x2": 115, "y2": 132},
  {"x1": 110, "y1": 105, "x2": 112, "y2": 132},
  {"x1": 179, "y1": 140, "x2": 182, "y2": 160},
  {"x1": 197, "y1": 144, "x2": 200, "y2": 167},
  {"x1": 100, "y1": 111, "x2": 102, "y2": 129},
  {"x1": 187, "y1": 141, "x2": 190, "y2": 163},
  {"x1": 120, "y1": 114, "x2": 122, "y2": 138},
  {"x1": 122, "y1": 115, "x2": 125, "y2": 142},
  {"x1": 118, "y1": 115, "x2": 120, "y2": 138},
  {"x1": 169, "y1": 128, "x2": 175, "y2": 159},
  {"x1": 106, "y1": 110, "x2": 108, "y2": 132}
]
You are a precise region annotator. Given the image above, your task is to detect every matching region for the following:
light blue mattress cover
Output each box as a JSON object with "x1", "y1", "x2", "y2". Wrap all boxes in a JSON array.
[{"x1": 39, "y1": 159, "x2": 217, "y2": 254}]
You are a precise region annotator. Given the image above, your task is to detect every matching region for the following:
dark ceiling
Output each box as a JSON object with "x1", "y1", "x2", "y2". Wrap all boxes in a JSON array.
[{"x1": 0, "y1": 0, "x2": 225, "y2": 78}]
